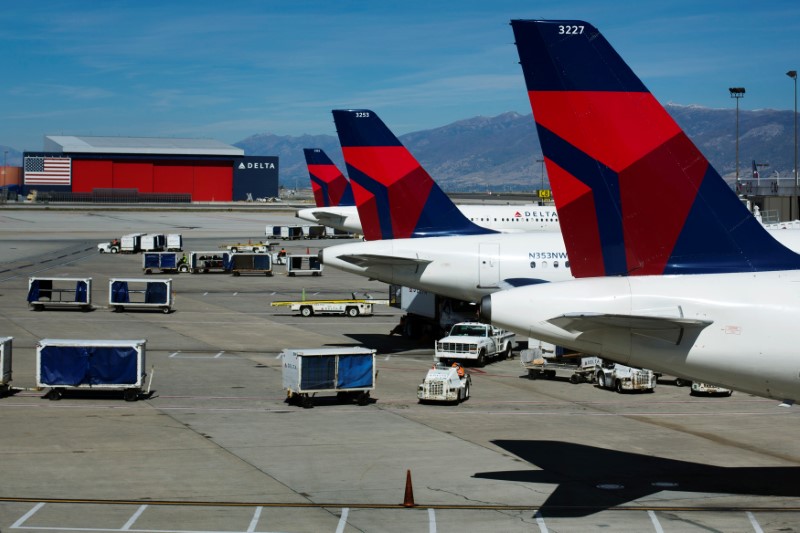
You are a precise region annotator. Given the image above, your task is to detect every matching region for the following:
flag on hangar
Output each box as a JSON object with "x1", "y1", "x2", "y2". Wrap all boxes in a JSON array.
[{"x1": 24, "y1": 156, "x2": 72, "y2": 185}]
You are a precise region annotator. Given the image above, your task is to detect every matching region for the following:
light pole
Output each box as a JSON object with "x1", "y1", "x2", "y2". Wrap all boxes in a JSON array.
[
  {"x1": 788, "y1": 71, "x2": 797, "y2": 188},
  {"x1": 729, "y1": 87, "x2": 746, "y2": 188},
  {"x1": 536, "y1": 158, "x2": 545, "y2": 190}
]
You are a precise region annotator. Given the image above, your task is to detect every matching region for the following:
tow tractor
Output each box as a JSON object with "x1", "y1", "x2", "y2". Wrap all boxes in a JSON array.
[
  {"x1": 418, "y1": 362, "x2": 471, "y2": 404},
  {"x1": 271, "y1": 293, "x2": 389, "y2": 317}
]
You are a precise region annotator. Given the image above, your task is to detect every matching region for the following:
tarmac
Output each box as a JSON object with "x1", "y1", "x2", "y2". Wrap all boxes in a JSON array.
[{"x1": 1, "y1": 206, "x2": 800, "y2": 532}]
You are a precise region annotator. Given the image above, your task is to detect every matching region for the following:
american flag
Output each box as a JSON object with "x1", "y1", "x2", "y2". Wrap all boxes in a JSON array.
[{"x1": 24, "y1": 156, "x2": 71, "y2": 185}]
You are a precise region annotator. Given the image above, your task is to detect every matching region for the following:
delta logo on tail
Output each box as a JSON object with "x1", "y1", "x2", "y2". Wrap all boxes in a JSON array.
[
  {"x1": 332, "y1": 109, "x2": 494, "y2": 240},
  {"x1": 511, "y1": 19, "x2": 800, "y2": 277},
  {"x1": 303, "y1": 148, "x2": 355, "y2": 208}
]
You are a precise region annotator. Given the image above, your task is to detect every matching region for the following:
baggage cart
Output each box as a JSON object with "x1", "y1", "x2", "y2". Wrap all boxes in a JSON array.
[
  {"x1": 269, "y1": 225, "x2": 304, "y2": 240},
  {"x1": 143, "y1": 252, "x2": 182, "y2": 274},
  {"x1": 36, "y1": 338, "x2": 148, "y2": 401},
  {"x1": 109, "y1": 278, "x2": 173, "y2": 313},
  {"x1": 0, "y1": 337, "x2": 11, "y2": 396},
  {"x1": 286, "y1": 254, "x2": 323, "y2": 276},
  {"x1": 230, "y1": 253, "x2": 273, "y2": 276},
  {"x1": 185, "y1": 251, "x2": 231, "y2": 273},
  {"x1": 27, "y1": 277, "x2": 92, "y2": 312},
  {"x1": 282, "y1": 347, "x2": 376, "y2": 408}
]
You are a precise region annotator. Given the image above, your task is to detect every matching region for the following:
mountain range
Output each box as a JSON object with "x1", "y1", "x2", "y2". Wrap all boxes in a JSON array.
[
  {"x1": 236, "y1": 104, "x2": 799, "y2": 192},
  {"x1": 3, "y1": 104, "x2": 796, "y2": 192}
]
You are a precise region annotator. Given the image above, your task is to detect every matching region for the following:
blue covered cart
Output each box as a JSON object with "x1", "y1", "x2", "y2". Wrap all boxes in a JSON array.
[
  {"x1": 27, "y1": 277, "x2": 92, "y2": 312},
  {"x1": 109, "y1": 278, "x2": 173, "y2": 313},
  {"x1": 281, "y1": 347, "x2": 376, "y2": 408}
]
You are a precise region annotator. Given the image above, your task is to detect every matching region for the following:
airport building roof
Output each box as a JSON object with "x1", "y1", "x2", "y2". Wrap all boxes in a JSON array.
[{"x1": 43, "y1": 135, "x2": 244, "y2": 157}]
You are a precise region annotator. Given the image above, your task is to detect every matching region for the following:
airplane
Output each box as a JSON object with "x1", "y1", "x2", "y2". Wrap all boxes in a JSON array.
[
  {"x1": 297, "y1": 112, "x2": 560, "y2": 237},
  {"x1": 480, "y1": 19, "x2": 800, "y2": 402},
  {"x1": 295, "y1": 148, "x2": 362, "y2": 234}
]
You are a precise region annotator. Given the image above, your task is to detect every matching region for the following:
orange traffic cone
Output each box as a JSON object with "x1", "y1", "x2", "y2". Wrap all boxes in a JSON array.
[{"x1": 403, "y1": 469, "x2": 415, "y2": 507}]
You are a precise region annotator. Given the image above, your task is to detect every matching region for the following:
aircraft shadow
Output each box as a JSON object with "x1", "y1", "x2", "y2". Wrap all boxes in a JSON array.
[{"x1": 474, "y1": 440, "x2": 800, "y2": 517}]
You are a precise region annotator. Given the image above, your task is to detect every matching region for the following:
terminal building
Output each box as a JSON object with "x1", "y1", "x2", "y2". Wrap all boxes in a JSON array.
[{"x1": 22, "y1": 136, "x2": 278, "y2": 202}]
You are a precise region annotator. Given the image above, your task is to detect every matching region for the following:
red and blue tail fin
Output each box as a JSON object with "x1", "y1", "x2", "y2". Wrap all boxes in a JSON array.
[
  {"x1": 303, "y1": 148, "x2": 355, "y2": 207},
  {"x1": 331, "y1": 109, "x2": 495, "y2": 240},
  {"x1": 511, "y1": 19, "x2": 800, "y2": 276}
]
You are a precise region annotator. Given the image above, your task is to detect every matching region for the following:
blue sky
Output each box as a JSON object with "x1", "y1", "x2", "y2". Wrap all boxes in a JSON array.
[{"x1": 1, "y1": 0, "x2": 799, "y2": 152}]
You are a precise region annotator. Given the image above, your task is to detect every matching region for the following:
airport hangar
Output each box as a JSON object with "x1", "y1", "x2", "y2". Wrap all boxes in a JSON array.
[{"x1": 21, "y1": 135, "x2": 278, "y2": 202}]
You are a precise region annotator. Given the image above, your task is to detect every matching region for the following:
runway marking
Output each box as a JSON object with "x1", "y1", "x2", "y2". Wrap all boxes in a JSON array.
[
  {"x1": 247, "y1": 506, "x2": 262, "y2": 532},
  {"x1": 747, "y1": 511, "x2": 764, "y2": 532},
  {"x1": 233, "y1": 292, "x2": 238, "y2": 296},
  {"x1": 275, "y1": 353, "x2": 282, "y2": 359},
  {"x1": 534, "y1": 510, "x2": 548, "y2": 532},
  {"x1": 10, "y1": 501, "x2": 44, "y2": 528},
  {"x1": 648, "y1": 510, "x2": 664, "y2": 533},
  {"x1": 428, "y1": 508, "x2": 437, "y2": 533},
  {"x1": 168, "y1": 352, "x2": 181, "y2": 358},
  {"x1": 335, "y1": 507, "x2": 348, "y2": 533},
  {"x1": 214, "y1": 351, "x2": 225, "y2": 359},
  {"x1": 122, "y1": 504, "x2": 148, "y2": 530}
]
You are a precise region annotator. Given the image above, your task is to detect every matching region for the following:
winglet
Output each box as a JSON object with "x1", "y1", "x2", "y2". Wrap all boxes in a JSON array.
[
  {"x1": 303, "y1": 148, "x2": 355, "y2": 207},
  {"x1": 332, "y1": 109, "x2": 495, "y2": 240},
  {"x1": 511, "y1": 19, "x2": 800, "y2": 276}
]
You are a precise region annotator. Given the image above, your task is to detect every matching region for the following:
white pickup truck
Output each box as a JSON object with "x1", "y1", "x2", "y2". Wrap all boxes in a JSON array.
[
  {"x1": 434, "y1": 322, "x2": 515, "y2": 366},
  {"x1": 595, "y1": 361, "x2": 657, "y2": 393}
]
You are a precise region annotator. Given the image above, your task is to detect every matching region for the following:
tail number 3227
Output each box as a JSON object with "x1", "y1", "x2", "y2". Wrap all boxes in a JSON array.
[{"x1": 558, "y1": 25, "x2": 584, "y2": 35}]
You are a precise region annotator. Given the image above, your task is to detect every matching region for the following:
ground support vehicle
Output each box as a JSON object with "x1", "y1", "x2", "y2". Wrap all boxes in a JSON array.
[
  {"x1": 268, "y1": 225, "x2": 304, "y2": 240},
  {"x1": 36, "y1": 338, "x2": 148, "y2": 401},
  {"x1": 109, "y1": 278, "x2": 173, "y2": 313},
  {"x1": 223, "y1": 242, "x2": 271, "y2": 253},
  {"x1": 596, "y1": 361, "x2": 657, "y2": 393},
  {"x1": 27, "y1": 277, "x2": 92, "y2": 312},
  {"x1": 230, "y1": 253, "x2": 273, "y2": 276},
  {"x1": 143, "y1": 252, "x2": 184, "y2": 274},
  {"x1": 272, "y1": 298, "x2": 386, "y2": 317},
  {"x1": 417, "y1": 362, "x2": 471, "y2": 404},
  {"x1": 0, "y1": 337, "x2": 12, "y2": 396},
  {"x1": 434, "y1": 322, "x2": 515, "y2": 366},
  {"x1": 521, "y1": 348, "x2": 600, "y2": 383},
  {"x1": 166, "y1": 233, "x2": 183, "y2": 251},
  {"x1": 323, "y1": 227, "x2": 356, "y2": 239},
  {"x1": 183, "y1": 251, "x2": 231, "y2": 273},
  {"x1": 120, "y1": 233, "x2": 145, "y2": 253},
  {"x1": 97, "y1": 241, "x2": 120, "y2": 253},
  {"x1": 286, "y1": 254, "x2": 323, "y2": 276},
  {"x1": 282, "y1": 347, "x2": 376, "y2": 408},
  {"x1": 389, "y1": 285, "x2": 477, "y2": 341},
  {"x1": 140, "y1": 234, "x2": 166, "y2": 252},
  {"x1": 691, "y1": 382, "x2": 733, "y2": 396}
]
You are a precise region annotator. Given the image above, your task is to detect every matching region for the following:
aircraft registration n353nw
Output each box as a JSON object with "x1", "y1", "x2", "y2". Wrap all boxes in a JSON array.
[{"x1": 481, "y1": 19, "x2": 800, "y2": 403}]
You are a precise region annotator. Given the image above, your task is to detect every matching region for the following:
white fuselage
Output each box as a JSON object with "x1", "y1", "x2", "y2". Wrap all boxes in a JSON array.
[
  {"x1": 484, "y1": 271, "x2": 800, "y2": 402},
  {"x1": 321, "y1": 231, "x2": 572, "y2": 302},
  {"x1": 297, "y1": 204, "x2": 560, "y2": 234}
]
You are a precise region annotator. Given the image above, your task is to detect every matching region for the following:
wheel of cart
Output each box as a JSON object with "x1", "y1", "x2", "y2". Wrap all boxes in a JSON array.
[
  {"x1": 569, "y1": 373, "x2": 583, "y2": 384},
  {"x1": 32, "y1": 304, "x2": 44, "y2": 312},
  {"x1": 528, "y1": 369, "x2": 540, "y2": 380},
  {"x1": 300, "y1": 394, "x2": 314, "y2": 409},
  {"x1": 300, "y1": 306, "x2": 313, "y2": 317},
  {"x1": 123, "y1": 388, "x2": 139, "y2": 402},
  {"x1": 114, "y1": 305, "x2": 124, "y2": 313},
  {"x1": 161, "y1": 306, "x2": 171, "y2": 314},
  {"x1": 48, "y1": 388, "x2": 64, "y2": 401},
  {"x1": 346, "y1": 306, "x2": 359, "y2": 317},
  {"x1": 356, "y1": 391, "x2": 370, "y2": 406}
]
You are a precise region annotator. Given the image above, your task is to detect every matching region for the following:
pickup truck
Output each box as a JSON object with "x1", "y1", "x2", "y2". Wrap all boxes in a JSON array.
[
  {"x1": 595, "y1": 361, "x2": 657, "y2": 393},
  {"x1": 434, "y1": 322, "x2": 515, "y2": 366}
]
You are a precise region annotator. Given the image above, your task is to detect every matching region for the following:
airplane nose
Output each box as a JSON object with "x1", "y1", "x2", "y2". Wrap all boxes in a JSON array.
[{"x1": 479, "y1": 295, "x2": 492, "y2": 323}]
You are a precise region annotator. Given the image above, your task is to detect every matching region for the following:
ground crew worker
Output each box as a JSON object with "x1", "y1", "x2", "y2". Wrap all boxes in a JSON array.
[
  {"x1": 178, "y1": 253, "x2": 188, "y2": 266},
  {"x1": 452, "y1": 361, "x2": 465, "y2": 378}
]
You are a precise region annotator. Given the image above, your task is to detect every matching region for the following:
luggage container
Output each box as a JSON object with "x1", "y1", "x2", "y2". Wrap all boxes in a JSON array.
[
  {"x1": 36, "y1": 338, "x2": 148, "y2": 401},
  {"x1": 185, "y1": 251, "x2": 231, "y2": 273},
  {"x1": 27, "y1": 277, "x2": 92, "y2": 312},
  {"x1": 282, "y1": 347, "x2": 376, "y2": 408},
  {"x1": 109, "y1": 278, "x2": 173, "y2": 313},
  {"x1": 304, "y1": 225, "x2": 326, "y2": 239},
  {"x1": 269, "y1": 225, "x2": 304, "y2": 240},
  {"x1": 120, "y1": 233, "x2": 145, "y2": 253},
  {"x1": 229, "y1": 253, "x2": 273, "y2": 276},
  {"x1": 286, "y1": 254, "x2": 323, "y2": 276},
  {"x1": 0, "y1": 337, "x2": 12, "y2": 396},
  {"x1": 166, "y1": 233, "x2": 183, "y2": 251},
  {"x1": 143, "y1": 252, "x2": 182, "y2": 274},
  {"x1": 140, "y1": 233, "x2": 166, "y2": 252}
]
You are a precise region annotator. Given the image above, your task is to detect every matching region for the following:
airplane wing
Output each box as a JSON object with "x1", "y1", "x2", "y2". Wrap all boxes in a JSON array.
[
  {"x1": 309, "y1": 210, "x2": 348, "y2": 226},
  {"x1": 549, "y1": 313, "x2": 713, "y2": 345},
  {"x1": 336, "y1": 253, "x2": 432, "y2": 268}
]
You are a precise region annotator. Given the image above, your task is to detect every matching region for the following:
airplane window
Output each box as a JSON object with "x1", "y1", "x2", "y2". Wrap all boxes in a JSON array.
[
  {"x1": 565, "y1": 261, "x2": 570, "y2": 268},
  {"x1": 554, "y1": 261, "x2": 559, "y2": 268},
  {"x1": 542, "y1": 261, "x2": 548, "y2": 268},
  {"x1": 530, "y1": 261, "x2": 536, "y2": 268}
]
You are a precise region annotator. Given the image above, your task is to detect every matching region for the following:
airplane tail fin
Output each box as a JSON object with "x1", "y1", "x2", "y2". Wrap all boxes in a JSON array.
[
  {"x1": 511, "y1": 19, "x2": 800, "y2": 276},
  {"x1": 303, "y1": 148, "x2": 355, "y2": 207},
  {"x1": 331, "y1": 109, "x2": 494, "y2": 240}
]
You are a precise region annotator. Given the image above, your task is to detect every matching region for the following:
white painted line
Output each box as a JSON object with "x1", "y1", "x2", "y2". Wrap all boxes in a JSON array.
[
  {"x1": 121, "y1": 504, "x2": 148, "y2": 530},
  {"x1": 168, "y1": 352, "x2": 181, "y2": 358},
  {"x1": 275, "y1": 353, "x2": 283, "y2": 359},
  {"x1": 428, "y1": 508, "x2": 437, "y2": 533},
  {"x1": 384, "y1": 354, "x2": 393, "y2": 361},
  {"x1": 747, "y1": 511, "x2": 764, "y2": 533},
  {"x1": 648, "y1": 510, "x2": 664, "y2": 533},
  {"x1": 214, "y1": 351, "x2": 225, "y2": 359},
  {"x1": 10, "y1": 501, "x2": 45, "y2": 528},
  {"x1": 335, "y1": 507, "x2": 349, "y2": 533},
  {"x1": 233, "y1": 292, "x2": 238, "y2": 296},
  {"x1": 247, "y1": 506, "x2": 262, "y2": 532},
  {"x1": 203, "y1": 292, "x2": 208, "y2": 296},
  {"x1": 535, "y1": 510, "x2": 548, "y2": 533}
]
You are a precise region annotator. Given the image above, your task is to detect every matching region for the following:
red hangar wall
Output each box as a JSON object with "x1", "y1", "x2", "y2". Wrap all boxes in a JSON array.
[{"x1": 22, "y1": 136, "x2": 278, "y2": 202}]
